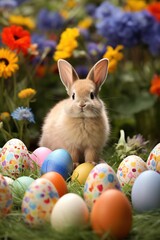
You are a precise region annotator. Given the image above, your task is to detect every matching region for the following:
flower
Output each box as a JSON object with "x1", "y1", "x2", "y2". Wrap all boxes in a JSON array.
[
  {"x1": 147, "y1": 2, "x2": 160, "y2": 22},
  {"x1": 9, "y1": 15, "x2": 35, "y2": 29},
  {"x1": 11, "y1": 107, "x2": 35, "y2": 123},
  {"x1": 53, "y1": 28, "x2": 80, "y2": 61},
  {"x1": 0, "y1": 48, "x2": 19, "y2": 78},
  {"x1": 124, "y1": 0, "x2": 146, "y2": 12},
  {"x1": 103, "y1": 45, "x2": 124, "y2": 73},
  {"x1": 0, "y1": 0, "x2": 17, "y2": 9},
  {"x1": 1, "y1": 25, "x2": 31, "y2": 54},
  {"x1": 150, "y1": 74, "x2": 160, "y2": 96},
  {"x1": 78, "y1": 17, "x2": 93, "y2": 29},
  {"x1": 37, "y1": 9, "x2": 64, "y2": 31},
  {"x1": 18, "y1": 88, "x2": 36, "y2": 99},
  {"x1": 0, "y1": 112, "x2": 10, "y2": 121}
]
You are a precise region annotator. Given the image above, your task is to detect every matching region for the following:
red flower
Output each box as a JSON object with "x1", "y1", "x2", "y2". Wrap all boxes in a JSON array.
[
  {"x1": 147, "y1": 2, "x2": 160, "y2": 22},
  {"x1": 150, "y1": 74, "x2": 160, "y2": 96},
  {"x1": 1, "y1": 25, "x2": 31, "y2": 54}
]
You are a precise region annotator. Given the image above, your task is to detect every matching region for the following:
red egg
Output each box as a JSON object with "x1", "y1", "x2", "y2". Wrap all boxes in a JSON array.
[
  {"x1": 90, "y1": 189, "x2": 132, "y2": 239},
  {"x1": 41, "y1": 171, "x2": 68, "y2": 197}
]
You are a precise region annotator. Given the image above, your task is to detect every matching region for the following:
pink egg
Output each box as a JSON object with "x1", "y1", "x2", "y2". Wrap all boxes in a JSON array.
[{"x1": 30, "y1": 147, "x2": 52, "y2": 167}]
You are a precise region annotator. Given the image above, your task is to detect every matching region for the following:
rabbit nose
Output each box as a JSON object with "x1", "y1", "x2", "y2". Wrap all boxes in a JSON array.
[{"x1": 79, "y1": 102, "x2": 86, "y2": 108}]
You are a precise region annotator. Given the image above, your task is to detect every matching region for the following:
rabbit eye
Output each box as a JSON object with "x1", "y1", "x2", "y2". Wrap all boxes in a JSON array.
[
  {"x1": 90, "y1": 92, "x2": 94, "y2": 100},
  {"x1": 72, "y1": 93, "x2": 75, "y2": 100}
]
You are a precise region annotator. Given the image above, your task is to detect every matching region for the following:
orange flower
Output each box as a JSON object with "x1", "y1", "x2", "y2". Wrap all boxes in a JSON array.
[
  {"x1": 1, "y1": 25, "x2": 31, "y2": 54},
  {"x1": 150, "y1": 74, "x2": 160, "y2": 96},
  {"x1": 147, "y1": 2, "x2": 160, "y2": 22}
]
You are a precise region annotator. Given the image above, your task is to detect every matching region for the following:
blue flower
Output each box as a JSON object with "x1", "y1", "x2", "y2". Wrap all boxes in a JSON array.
[
  {"x1": 0, "y1": 0, "x2": 17, "y2": 8},
  {"x1": 37, "y1": 9, "x2": 65, "y2": 31},
  {"x1": 31, "y1": 34, "x2": 56, "y2": 53},
  {"x1": 11, "y1": 107, "x2": 35, "y2": 123},
  {"x1": 85, "y1": 3, "x2": 96, "y2": 17}
]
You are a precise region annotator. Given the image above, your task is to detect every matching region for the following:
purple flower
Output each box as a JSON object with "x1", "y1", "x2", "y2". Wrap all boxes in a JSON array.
[
  {"x1": 0, "y1": 0, "x2": 17, "y2": 8},
  {"x1": 75, "y1": 65, "x2": 88, "y2": 78},
  {"x1": 87, "y1": 42, "x2": 106, "y2": 59},
  {"x1": 85, "y1": 3, "x2": 96, "y2": 17},
  {"x1": 37, "y1": 9, "x2": 65, "y2": 31},
  {"x1": 11, "y1": 107, "x2": 35, "y2": 123},
  {"x1": 32, "y1": 34, "x2": 56, "y2": 53}
]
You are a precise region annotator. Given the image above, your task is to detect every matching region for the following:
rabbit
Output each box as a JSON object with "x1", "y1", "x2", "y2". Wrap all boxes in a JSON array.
[{"x1": 39, "y1": 58, "x2": 110, "y2": 165}]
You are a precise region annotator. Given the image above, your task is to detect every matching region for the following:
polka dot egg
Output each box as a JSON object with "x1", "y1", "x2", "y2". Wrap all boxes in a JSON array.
[
  {"x1": 147, "y1": 143, "x2": 160, "y2": 173},
  {"x1": 0, "y1": 174, "x2": 13, "y2": 217},
  {"x1": 83, "y1": 163, "x2": 121, "y2": 210},
  {"x1": 22, "y1": 178, "x2": 59, "y2": 226},
  {"x1": 117, "y1": 155, "x2": 147, "y2": 187},
  {"x1": 0, "y1": 138, "x2": 30, "y2": 178}
]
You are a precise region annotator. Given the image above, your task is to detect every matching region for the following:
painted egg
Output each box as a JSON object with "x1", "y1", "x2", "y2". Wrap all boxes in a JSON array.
[
  {"x1": 91, "y1": 189, "x2": 132, "y2": 239},
  {"x1": 50, "y1": 193, "x2": 89, "y2": 231},
  {"x1": 71, "y1": 162, "x2": 94, "y2": 185},
  {"x1": 83, "y1": 163, "x2": 121, "y2": 210},
  {"x1": 22, "y1": 178, "x2": 59, "y2": 226},
  {"x1": 3, "y1": 176, "x2": 14, "y2": 186},
  {"x1": 147, "y1": 143, "x2": 160, "y2": 173},
  {"x1": 0, "y1": 138, "x2": 31, "y2": 177},
  {"x1": 30, "y1": 147, "x2": 52, "y2": 167},
  {"x1": 12, "y1": 176, "x2": 35, "y2": 206},
  {"x1": 41, "y1": 149, "x2": 73, "y2": 180},
  {"x1": 0, "y1": 174, "x2": 13, "y2": 217},
  {"x1": 131, "y1": 170, "x2": 160, "y2": 212},
  {"x1": 117, "y1": 155, "x2": 147, "y2": 187}
]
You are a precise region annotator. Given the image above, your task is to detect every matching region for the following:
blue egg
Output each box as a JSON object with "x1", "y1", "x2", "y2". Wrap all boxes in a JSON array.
[
  {"x1": 41, "y1": 149, "x2": 73, "y2": 180},
  {"x1": 131, "y1": 170, "x2": 160, "y2": 212}
]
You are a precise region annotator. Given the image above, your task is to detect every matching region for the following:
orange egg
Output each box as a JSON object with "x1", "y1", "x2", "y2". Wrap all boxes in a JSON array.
[
  {"x1": 90, "y1": 189, "x2": 132, "y2": 239},
  {"x1": 41, "y1": 171, "x2": 68, "y2": 197}
]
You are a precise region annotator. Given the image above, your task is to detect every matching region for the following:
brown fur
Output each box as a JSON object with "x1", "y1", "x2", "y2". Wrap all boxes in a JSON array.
[{"x1": 39, "y1": 59, "x2": 110, "y2": 164}]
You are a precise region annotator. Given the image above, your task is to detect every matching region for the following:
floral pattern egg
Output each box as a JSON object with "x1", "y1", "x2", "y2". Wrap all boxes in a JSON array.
[
  {"x1": 0, "y1": 138, "x2": 31, "y2": 178},
  {"x1": 117, "y1": 155, "x2": 147, "y2": 187},
  {"x1": 147, "y1": 143, "x2": 160, "y2": 173},
  {"x1": 83, "y1": 163, "x2": 121, "y2": 210}
]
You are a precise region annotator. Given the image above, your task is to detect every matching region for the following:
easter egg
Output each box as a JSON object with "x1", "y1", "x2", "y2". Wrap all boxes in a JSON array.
[
  {"x1": 41, "y1": 171, "x2": 68, "y2": 197},
  {"x1": 12, "y1": 176, "x2": 35, "y2": 206},
  {"x1": 0, "y1": 174, "x2": 13, "y2": 217},
  {"x1": 22, "y1": 178, "x2": 59, "y2": 226},
  {"x1": 147, "y1": 143, "x2": 160, "y2": 173},
  {"x1": 3, "y1": 176, "x2": 14, "y2": 186},
  {"x1": 90, "y1": 189, "x2": 132, "y2": 239},
  {"x1": 50, "y1": 193, "x2": 89, "y2": 231},
  {"x1": 131, "y1": 170, "x2": 160, "y2": 212},
  {"x1": 41, "y1": 149, "x2": 73, "y2": 180},
  {"x1": 83, "y1": 163, "x2": 121, "y2": 210},
  {"x1": 117, "y1": 155, "x2": 147, "y2": 187},
  {"x1": 71, "y1": 162, "x2": 94, "y2": 184},
  {"x1": 0, "y1": 138, "x2": 31, "y2": 177},
  {"x1": 30, "y1": 147, "x2": 52, "y2": 167}
]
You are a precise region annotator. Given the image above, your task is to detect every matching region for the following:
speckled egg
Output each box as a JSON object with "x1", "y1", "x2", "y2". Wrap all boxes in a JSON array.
[
  {"x1": 0, "y1": 174, "x2": 13, "y2": 217},
  {"x1": 22, "y1": 178, "x2": 59, "y2": 226},
  {"x1": 117, "y1": 155, "x2": 147, "y2": 187},
  {"x1": 0, "y1": 138, "x2": 31, "y2": 177},
  {"x1": 83, "y1": 163, "x2": 121, "y2": 210},
  {"x1": 147, "y1": 143, "x2": 160, "y2": 173}
]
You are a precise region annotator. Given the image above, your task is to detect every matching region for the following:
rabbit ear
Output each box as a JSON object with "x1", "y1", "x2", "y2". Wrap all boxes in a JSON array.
[
  {"x1": 87, "y1": 58, "x2": 109, "y2": 90},
  {"x1": 58, "y1": 59, "x2": 79, "y2": 91}
]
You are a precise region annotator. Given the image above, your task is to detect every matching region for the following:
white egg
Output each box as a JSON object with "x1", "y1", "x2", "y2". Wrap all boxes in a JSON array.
[{"x1": 50, "y1": 193, "x2": 89, "y2": 231}]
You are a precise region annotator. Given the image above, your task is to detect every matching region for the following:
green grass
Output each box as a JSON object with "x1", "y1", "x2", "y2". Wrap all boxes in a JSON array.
[{"x1": 0, "y1": 147, "x2": 160, "y2": 240}]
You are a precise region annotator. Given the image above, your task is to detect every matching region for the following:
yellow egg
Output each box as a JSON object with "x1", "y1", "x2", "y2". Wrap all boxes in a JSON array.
[{"x1": 71, "y1": 162, "x2": 94, "y2": 184}]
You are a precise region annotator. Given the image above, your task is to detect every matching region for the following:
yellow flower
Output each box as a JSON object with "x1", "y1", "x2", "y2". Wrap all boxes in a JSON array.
[
  {"x1": 9, "y1": 15, "x2": 35, "y2": 29},
  {"x1": 0, "y1": 48, "x2": 19, "y2": 78},
  {"x1": 65, "y1": 0, "x2": 77, "y2": 8},
  {"x1": 53, "y1": 28, "x2": 80, "y2": 61},
  {"x1": 18, "y1": 88, "x2": 36, "y2": 99},
  {"x1": 124, "y1": 0, "x2": 146, "y2": 11},
  {"x1": 78, "y1": 17, "x2": 93, "y2": 29},
  {"x1": 103, "y1": 45, "x2": 124, "y2": 73},
  {"x1": 0, "y1": 112, "x2": 10, "y2": 121}
]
